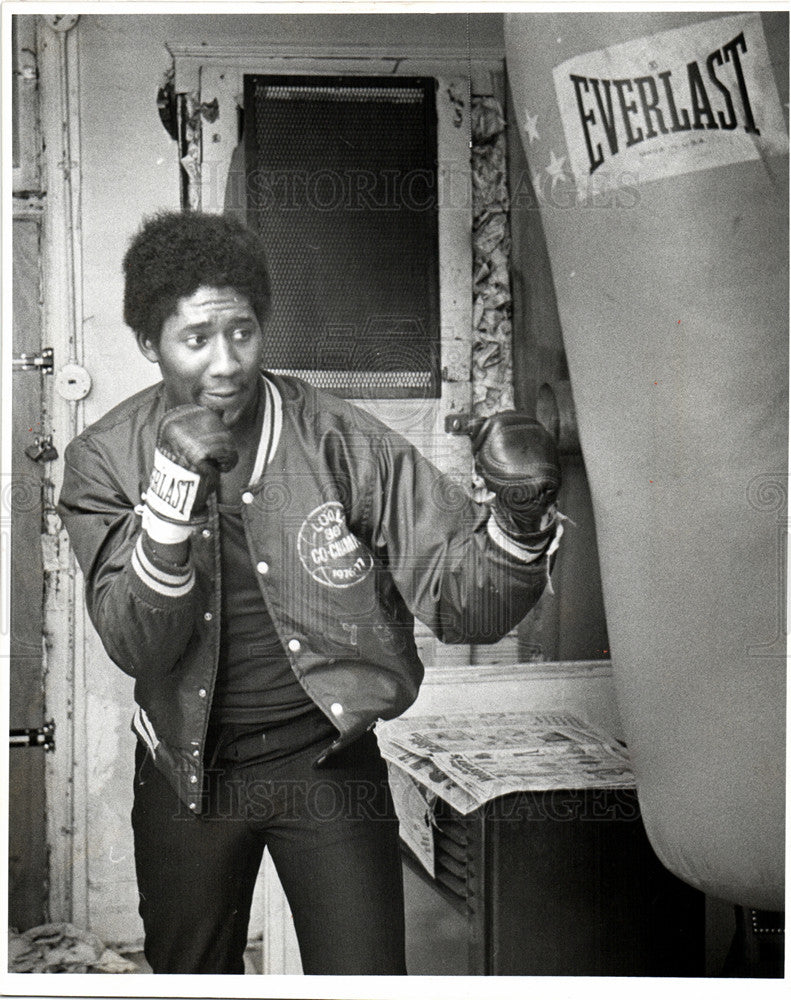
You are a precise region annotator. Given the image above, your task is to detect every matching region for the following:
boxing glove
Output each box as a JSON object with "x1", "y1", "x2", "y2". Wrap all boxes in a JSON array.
[
  {"x1": 472, "y1": 411, "x2": 561, "y2": 551},
  {"x1": 143, "y1": 404, "x2": 239, "y2": 544}
]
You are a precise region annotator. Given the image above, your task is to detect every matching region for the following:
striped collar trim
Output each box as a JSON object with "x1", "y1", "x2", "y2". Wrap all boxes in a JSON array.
[{"x1": 249, "y1": 374, "x2": 283, "y2": 486}]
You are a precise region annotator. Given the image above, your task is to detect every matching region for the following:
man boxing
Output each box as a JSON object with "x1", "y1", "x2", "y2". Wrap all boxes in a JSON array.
[{"x1": 57, "y1": 210, "x2": 562, "y2": 975}]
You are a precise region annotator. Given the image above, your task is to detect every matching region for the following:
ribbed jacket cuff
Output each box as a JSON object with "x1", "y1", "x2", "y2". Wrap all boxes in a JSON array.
[
  {"x1": 131, "y1": 533, "x2": 195, "y2": 601},
  {"x1": 486, "y1": 513, "x2": 564, "y2": 564}
]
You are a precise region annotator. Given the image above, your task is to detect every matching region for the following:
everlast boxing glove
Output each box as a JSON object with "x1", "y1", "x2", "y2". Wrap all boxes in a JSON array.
[
  {"x1": 142, "y1": 404, "x2": 239, "y2": 545},
  {"x1": 472, "y1": 411, "x2": 561, "y2": 556}
]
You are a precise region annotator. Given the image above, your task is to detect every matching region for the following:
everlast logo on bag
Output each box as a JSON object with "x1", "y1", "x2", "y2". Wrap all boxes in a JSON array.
[
  {"x1": 570, "y1": 31, "x2": 759, "y2": 175},
  {"x1": 551, "y1": 13, "x2": 787, "y2": 187}
]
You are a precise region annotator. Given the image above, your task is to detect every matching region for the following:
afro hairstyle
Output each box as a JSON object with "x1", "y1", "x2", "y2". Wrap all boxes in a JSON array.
[{"x1": 123, "y1": 211, "x2": 272, "y2": 345}]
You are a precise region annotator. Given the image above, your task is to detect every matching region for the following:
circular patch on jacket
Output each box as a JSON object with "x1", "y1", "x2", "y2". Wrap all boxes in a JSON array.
[{"x1": 297, "y1": 501, "x2": 374, "y2": 588}]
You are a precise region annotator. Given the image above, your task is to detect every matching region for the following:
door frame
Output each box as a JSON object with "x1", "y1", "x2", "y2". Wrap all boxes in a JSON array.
[
  {"x1": 170, "y1": 42, "x2": 500, "y2": 972},
  {"x1": 36, "y1": 13, "x2": 90, "y2": 929}
]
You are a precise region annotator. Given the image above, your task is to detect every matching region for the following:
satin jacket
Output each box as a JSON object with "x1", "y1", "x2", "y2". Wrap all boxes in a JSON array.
[{"x1": 58, "y1": 373, "x2": 554, "y2": 812}]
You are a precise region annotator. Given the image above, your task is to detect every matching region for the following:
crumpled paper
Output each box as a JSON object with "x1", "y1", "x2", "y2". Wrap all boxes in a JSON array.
[
  {"x1": 471, "y1": 96, "x2": 506, "y2": 143},
  {"x1": 471, "y1": 96, "x2": 514, "y2": 417},
  {"x1": 8, "y1": 923, "x2": 138, "y2": 974}
]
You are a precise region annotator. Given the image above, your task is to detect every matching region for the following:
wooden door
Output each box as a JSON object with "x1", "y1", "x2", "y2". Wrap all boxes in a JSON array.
[{"x1": 9, "y1": 209, "x2": 49, "y2": 930}]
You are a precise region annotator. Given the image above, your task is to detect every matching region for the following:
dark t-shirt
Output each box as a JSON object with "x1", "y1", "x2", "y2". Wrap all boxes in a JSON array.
[{"x1": 210, "y1": 503, "x2": 315, "y2": 725}]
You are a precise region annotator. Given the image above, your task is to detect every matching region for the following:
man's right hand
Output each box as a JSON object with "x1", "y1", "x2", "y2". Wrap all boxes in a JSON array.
[{"x1": 143, "y1": 405, "x2": 238, "y2": 544}]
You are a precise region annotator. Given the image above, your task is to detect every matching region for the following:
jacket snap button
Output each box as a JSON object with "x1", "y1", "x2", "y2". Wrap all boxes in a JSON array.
[
  {"x1": 331, "y1": 702, "x2": 344, "y2": 717},
  {"x1": 198, "y1": 688, "x2": 207, "y2": 698},
  {"x1": 189, "y1": 802, "x2": 197, "y2": 811},
  {"x1": 256, "y1": 561, "x2": 269, "y2": 575},
  {"x1": 192, "y1": 749, "x2": 200, "y2": 757},
  {"x1": 288, "y1": 638, "x2": 301, "y2": 653},
  {"x1": 190, "y1": 774, "x2": 198, "y2": 784},
  {"x1": 201, "y1": 528, "x2": 212, "y2": 539},
  {"x1": 242, "y1": 491, "x2": 254, "y2": 504},
  {"x1": 203, "y1": 611, "x2": 213, "y2": 622}
]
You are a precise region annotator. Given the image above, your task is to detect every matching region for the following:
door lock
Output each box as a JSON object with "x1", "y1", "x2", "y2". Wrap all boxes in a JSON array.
[{"x1": 25, "y1": 435, "x2": 59, "y2": 463}]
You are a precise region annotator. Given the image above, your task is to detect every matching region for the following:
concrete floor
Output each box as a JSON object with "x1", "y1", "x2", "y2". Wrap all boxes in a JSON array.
[{"x1": 120, "y1": 947, "x2": 263, "y2": 974}]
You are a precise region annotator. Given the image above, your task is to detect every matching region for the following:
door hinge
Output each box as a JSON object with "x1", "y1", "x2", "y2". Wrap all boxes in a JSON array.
[
  {"x1": 13, "y1": 348, "x2": 54, "y2": 373},
  {"x1": 10, "y1": 720, "x2": 56, "y2": 752}
]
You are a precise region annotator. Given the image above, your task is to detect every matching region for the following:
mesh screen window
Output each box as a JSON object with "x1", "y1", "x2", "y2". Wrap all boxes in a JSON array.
[{"x1": 244, "y1": 75, "x2": 440, "y2": 398}]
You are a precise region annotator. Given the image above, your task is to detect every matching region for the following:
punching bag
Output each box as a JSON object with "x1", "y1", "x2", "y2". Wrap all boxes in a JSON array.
[{"x1": 505, "y1": 11, "x2": 787, "y2": 910}]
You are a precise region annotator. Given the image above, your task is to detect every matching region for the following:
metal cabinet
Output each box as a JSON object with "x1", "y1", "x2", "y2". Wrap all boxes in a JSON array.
[{"x1": 403, "y1": 788, "x2": 705, "y2": 976}]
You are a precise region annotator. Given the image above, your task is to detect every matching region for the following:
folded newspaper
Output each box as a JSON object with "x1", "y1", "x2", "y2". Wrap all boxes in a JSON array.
[
  {"x1": 378, "y1": 711, "x2": 634, "y2": 814},
  {"x1": 379, "y1": 711, "x2": 635, "y2": 875}
]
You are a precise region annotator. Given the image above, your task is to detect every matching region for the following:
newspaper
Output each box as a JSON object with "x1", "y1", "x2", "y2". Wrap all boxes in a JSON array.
[
  {"x1": 383, "y1": 744, "x2": 479, "y2": 816},
  {"x1": 384, "y1": 763, "x2": 437, "y2": 877},
  {"x1": 378, "y1": 711, "x2": 634, "y2": 817}
]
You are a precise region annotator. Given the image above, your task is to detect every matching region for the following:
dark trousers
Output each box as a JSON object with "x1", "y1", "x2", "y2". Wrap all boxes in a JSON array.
[{"x1": 131, "y1": 721, "x2": 407, "y2": 975}]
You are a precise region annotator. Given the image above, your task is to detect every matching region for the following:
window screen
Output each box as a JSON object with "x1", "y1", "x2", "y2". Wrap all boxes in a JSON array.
[{"x1": 244, "y1": 75, "x2": 440, "y2": 398}]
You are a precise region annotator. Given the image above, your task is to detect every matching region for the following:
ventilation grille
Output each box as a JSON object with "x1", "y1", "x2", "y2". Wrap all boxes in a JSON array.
[
  {"x1": 244, "y1": 75, "x2": 440, "y2": 398},
  {"x1": 261, "y1": 84, "x2": 425, "y2": 104},
  {"x1": 433, "y1": 815, "x2": 471, "y2": 904}
]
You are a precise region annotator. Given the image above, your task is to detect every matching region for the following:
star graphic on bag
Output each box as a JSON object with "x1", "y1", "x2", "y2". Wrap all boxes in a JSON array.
[{"x1": 546, "y1": 149, "x2": 568, "y2": 183}]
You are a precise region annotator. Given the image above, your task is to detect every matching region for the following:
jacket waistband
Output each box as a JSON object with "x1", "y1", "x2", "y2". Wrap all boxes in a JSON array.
[{"x1": 206, "y1": 708, "x2": 337, "y2": 769}]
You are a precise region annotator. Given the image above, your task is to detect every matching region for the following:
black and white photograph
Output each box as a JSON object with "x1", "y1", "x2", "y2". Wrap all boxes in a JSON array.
[{"x1": 3, "y1": 3, "x2": 787, "y2": 996}]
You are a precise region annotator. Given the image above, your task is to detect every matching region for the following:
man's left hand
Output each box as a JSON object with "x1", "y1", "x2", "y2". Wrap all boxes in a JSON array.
[{"x1": 471, "y1": 411, "x2": 561, "y2": 548}]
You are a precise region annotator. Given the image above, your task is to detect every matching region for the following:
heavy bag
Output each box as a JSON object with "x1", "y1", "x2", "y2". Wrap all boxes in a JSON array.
[{"x1": 505, "y1": 10, "x2": 787, "y2": 910}]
